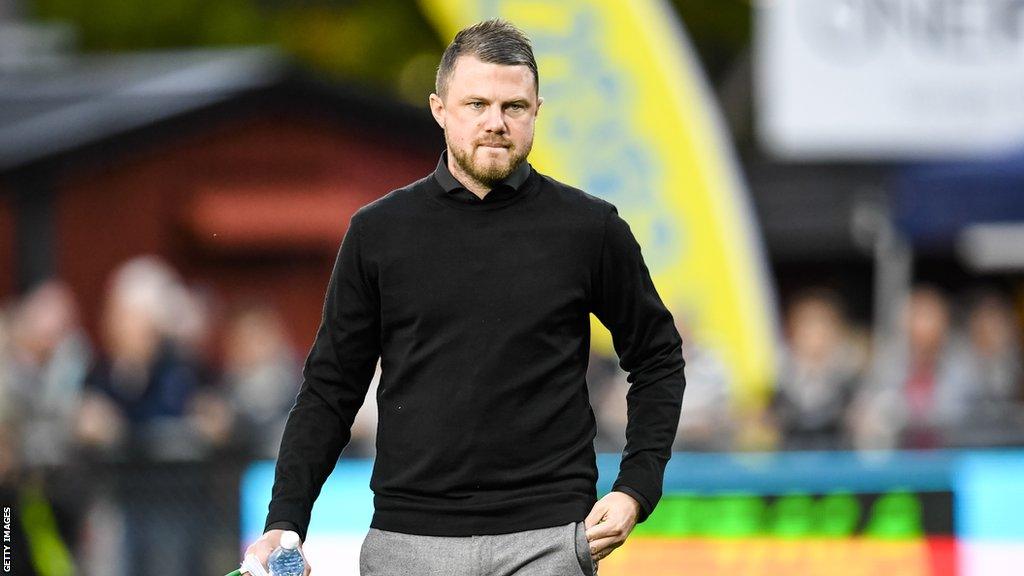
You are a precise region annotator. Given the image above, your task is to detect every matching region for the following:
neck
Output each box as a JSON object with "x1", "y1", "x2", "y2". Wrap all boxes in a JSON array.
[{"x1": 447, "y1": 152, "x2": 491, "y2": 199}]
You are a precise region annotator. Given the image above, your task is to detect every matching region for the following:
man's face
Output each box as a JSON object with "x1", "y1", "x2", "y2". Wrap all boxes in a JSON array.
[{"x1": 429, "y1": 55, "x2": 542, "y2": 188}]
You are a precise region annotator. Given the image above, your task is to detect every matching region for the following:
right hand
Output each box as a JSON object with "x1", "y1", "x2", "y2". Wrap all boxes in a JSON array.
[{"x1": 243, "y1": 529, "x2": 313, "y2": 576}]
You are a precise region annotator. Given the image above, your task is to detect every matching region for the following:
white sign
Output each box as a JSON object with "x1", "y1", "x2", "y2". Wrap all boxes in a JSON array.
[{"x1": 755, "y1": 0, "x2": 1024, "y2": 160}]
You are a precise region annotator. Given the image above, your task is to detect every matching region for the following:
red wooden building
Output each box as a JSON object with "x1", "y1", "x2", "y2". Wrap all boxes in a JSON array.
[{"x1": 0, "y1": 48, "x2": 441, "y2": 351}]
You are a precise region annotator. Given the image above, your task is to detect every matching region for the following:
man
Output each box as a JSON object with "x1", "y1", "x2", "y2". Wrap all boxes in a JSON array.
[{"x1": 245, "y1": 18, "x2": 686, "y2": 575}]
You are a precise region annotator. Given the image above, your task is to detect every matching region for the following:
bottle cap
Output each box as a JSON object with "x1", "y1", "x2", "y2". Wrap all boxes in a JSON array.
[{"x1": 280, "y1": 531, "x2": 301, "y2": 550}]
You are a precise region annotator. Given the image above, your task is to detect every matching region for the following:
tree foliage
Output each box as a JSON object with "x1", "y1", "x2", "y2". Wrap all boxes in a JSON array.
[{"x1": 29, "y1": 0, "x2": 750, "y2": 101}]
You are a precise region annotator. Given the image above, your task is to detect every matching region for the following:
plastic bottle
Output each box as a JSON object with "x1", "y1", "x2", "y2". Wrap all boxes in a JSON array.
[{"x1": 267, "y1": 531, "x2": 305, "y2": 576}]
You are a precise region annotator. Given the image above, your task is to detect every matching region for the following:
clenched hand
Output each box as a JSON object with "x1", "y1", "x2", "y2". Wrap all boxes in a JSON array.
[{"x1": 584, "y1": 491, "x2": 641, "y2": 567}]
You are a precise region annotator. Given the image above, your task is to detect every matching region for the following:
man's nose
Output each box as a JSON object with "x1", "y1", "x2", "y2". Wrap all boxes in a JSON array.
[{"x1": 482, "y1": 105, "x2": 507, "y2": 133}]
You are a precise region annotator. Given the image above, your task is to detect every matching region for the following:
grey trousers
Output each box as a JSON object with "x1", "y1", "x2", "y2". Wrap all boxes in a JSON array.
[{"x1": 359, "y1": 521, "x2": 598, "y2": 576}]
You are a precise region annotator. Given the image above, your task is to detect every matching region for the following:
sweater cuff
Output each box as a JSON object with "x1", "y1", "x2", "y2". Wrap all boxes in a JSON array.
[
  {"x1": 264, "y1": 521, "x2": 303, "y2": 541},
  {"x1": 611, "y1": 484, "x2": 654, "y2": 524}
]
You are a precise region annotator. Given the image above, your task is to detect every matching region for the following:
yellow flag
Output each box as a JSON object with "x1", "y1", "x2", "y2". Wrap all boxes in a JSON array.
[{"x1": 420, "y1": 0, "x2": 778, "y2": 402}]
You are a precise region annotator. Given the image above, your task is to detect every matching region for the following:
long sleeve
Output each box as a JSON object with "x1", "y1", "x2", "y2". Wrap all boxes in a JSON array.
[
  {"x1": 591, "y1": 207, "x2": 686, "y2": 523},
  {"x1": 264, "y1": 212, "x2": 381, "y2": 541}
]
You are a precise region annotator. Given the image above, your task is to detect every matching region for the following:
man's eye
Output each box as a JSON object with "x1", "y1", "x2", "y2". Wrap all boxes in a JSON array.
[
  {"x1": 469, "y1": 102, "x2": 484, "y2": 109},
  {"x1": 509, "y1": 104, "x2": 524, "y2": 111}
]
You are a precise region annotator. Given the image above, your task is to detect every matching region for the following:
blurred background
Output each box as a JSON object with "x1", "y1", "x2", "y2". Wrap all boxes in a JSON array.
[{"x1": 1, "y1": 0, "x2": 1023, "y2": 574}]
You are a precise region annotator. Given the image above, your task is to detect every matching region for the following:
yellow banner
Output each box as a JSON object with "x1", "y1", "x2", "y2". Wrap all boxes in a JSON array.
[{"x1": 420, "y1": 0, "x2": 778, "y2": 401}]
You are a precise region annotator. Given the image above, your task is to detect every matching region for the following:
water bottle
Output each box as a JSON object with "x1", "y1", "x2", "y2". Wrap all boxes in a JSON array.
[{"x1": 267, "y1": 530, "x2": 305, "y2": 576}]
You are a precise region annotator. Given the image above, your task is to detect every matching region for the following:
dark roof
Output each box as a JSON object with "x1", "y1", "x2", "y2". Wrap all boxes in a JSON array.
[
  {"x1": 0, "y1": 47, "x2": 441, "y2": 173},
  {"x1": 0, "y1": 48, "x2": 289, "y2": 171}
]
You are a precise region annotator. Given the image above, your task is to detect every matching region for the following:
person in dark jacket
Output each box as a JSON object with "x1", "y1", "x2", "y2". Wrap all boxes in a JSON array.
[{"x1": 245, "y1": 18, "x2": 686, "y2": 576}]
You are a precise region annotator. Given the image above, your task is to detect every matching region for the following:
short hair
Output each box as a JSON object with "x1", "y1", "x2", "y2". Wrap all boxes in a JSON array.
[
  {"x1": 787, "y1": 287, "x2": 847, "y2": 321},
  {"x1": 435, "y1": 18, "x2": 538, "y2": 100}
]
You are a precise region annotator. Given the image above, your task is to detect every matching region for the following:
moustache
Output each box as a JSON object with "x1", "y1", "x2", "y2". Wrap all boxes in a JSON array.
[{"x1": 476, "y1": 140, "x2": 513, "y2": 148}]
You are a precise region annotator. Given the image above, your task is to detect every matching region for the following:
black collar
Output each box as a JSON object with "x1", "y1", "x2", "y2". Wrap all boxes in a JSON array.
[{"x1": 433, "y1": 150, "x2": 532, "y2": 202}]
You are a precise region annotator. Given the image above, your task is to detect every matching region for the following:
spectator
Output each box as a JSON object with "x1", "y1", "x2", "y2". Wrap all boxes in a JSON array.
[
  {"x1": 588, "y1": 349, "x2": 626, "y2": 452},
  {"x1": 5, "y1": 281, "x2": 92, "y2": 468},
  {"x1": 672, "y1": 319, "x2": 732, "y2": 451},
  {"x1": 75, "y1": 256, "x2": 230, "y2": 576},
  {"x1": 77, "y1": 257, "x2": 195, "y2": 458},
  {"x1": 2, "y1": 282, "x2": 93, "y2": 566},
  {"x1": 771, "y1": 289, "x2": 865, "y2": 450},
  {"x1": 222, "y1": 302, "x2": 301, "y2": 459},
  {"x1": 594, "y1": 315, "x2": 732, "y2": 452},
  {"x1": 592, "y1": 366, "x2": 629, "y2": 453},
  {"x1": 963, "y1": 290, "x2": 1024, "y2": 427},
  {"x1": 853, "y1": 286, "x2": 975, "y2": 449},
  {"x1": 76, "y1": 256, "x2": 230, "y2": 459},
  {"x1": 167, "y1": 285, "x2": 222, "y2": 389}
]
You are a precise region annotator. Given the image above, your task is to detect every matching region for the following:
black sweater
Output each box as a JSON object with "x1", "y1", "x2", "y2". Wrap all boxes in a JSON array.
[{"x1": 265, "y1": 159, "x2": 686, "y2": 539}]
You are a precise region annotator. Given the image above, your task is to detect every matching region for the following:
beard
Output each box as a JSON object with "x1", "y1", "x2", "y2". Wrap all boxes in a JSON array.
[{"x1": 446, "y1": 132, "x2": 532, "y2": 187}]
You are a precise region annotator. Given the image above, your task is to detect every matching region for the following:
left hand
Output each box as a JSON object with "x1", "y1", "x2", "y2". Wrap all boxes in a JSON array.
[{"x1": 584, "y1": 491, "x2": 641, "y2": 565}]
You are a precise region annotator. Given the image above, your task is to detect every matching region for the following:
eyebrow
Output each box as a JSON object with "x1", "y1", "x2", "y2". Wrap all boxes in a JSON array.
[{"x1": 461, "y1": 96, "x2": 532, "y2": 106}]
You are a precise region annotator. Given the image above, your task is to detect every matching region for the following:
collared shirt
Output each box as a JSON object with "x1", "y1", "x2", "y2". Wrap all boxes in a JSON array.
[{"x1": 432, "y1": 150, "x2": 532, "y2": 203}]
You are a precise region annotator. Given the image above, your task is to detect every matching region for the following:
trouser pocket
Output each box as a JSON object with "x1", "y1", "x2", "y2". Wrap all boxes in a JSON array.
[{"x1": 573, "y1": 521, "x2": 596, "y2": 576}]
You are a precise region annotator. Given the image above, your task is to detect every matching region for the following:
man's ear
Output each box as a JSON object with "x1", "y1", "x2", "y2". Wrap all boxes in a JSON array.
[
  {"x1": 429, "y1": 93, "x2": 446, "y2": 129},
  {"x1": 536, "y1": 96, "x2": 544, "y2": 115}
]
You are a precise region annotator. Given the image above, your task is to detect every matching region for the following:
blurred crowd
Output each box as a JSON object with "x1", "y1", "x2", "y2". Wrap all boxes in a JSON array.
[
  {"x1": 0, "y1": 256, "x2": 304, "y2": 575},
  {"x1": 1, "y1": 255, "x2": 1023, "y2": 574},
  {"x1": 589, "y1": 284, "x2": 1024, "y2": 454},
  {"x1": 0, "y1": 257, "x2": 303, "y2": 467}
]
